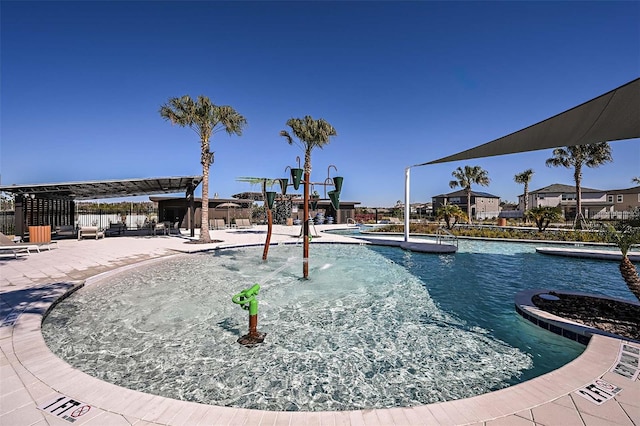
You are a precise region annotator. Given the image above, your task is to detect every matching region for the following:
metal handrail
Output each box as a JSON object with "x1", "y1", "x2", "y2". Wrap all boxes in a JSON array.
[
  {"x1": 346, "y1": 218, "x2": 358, "y2": 227},
  {"x1": 435, "y1": 227, "x2": 458, "y2": 247}
]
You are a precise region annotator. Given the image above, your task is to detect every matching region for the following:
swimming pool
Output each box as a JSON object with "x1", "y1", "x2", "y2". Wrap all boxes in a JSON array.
[{"x1": 41, "y1": 240, "x2": 634, "y2": 411}]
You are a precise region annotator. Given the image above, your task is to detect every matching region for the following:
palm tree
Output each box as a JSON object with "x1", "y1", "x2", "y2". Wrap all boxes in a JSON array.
[
  {"x1": 632, "y1": 177, "x2": 640, "y2": 184},
  {"x1": 603, "y1": 224, "x2": 640, "y2": 301},
  {"x1": 449, "y1": 165, "x2": 490, "y2": 224},
  {"x1": 436, "y1": 204, "x2": 467, "y2": 230},
  {"x1": 160, "y1": 95, "x2": 247, "y2": 243},
  {"x1": 514, "y1": 169, "x2": 534, "y2": 222},
  {"x1": 545, "y1": 143, "x2": 612, "y2": 229},
  {"x1": 525, "y1": 206, "x2": 562, "y2": 231},
  {"x1": 280, "y1": 115, "x2": 337, "y2": 278}
]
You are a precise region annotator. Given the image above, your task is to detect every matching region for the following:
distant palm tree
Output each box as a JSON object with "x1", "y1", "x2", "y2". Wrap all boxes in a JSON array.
[
  {"x1": 449, "y1": 165, "x2": 490, "y2": 224},
  {"x1": 160, "y1": 95, "x2": 247, "y2": 243},
  {"x1": 280, "y1": 115, "x2": 337, "y2": 278},
  {"x1": 545, "y1": 143, "x2": 612, "y2": 229},
  {"x1": 633, "y1": 177, "x2": 640, "y2": 185},
  {"x1": 514, "y1": 169, "x2": 534, "y2": 222},
  {"x1": 603, "y1": 224, "x2": 640, "y2": 301}
]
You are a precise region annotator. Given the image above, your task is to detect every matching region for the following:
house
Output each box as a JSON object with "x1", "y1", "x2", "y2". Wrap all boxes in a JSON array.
[
  {"x1": 601, "y1": 185, "x2": 640, "y2": 219},
  {"x1": 432, "y1": 190, "x2": 500, "y2": 220},
  {"x1": 518, "y1": 183, "x2": 608, "y2": 220}
]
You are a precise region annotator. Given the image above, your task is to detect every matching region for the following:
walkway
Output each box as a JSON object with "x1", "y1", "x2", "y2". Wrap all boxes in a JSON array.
[{"x1": 1, "y1": 225, "x2": 638, "y2": 425}]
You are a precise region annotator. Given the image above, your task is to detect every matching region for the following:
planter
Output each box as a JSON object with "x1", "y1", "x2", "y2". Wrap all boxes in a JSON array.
[{"x1": 29, "y1": 225, "x2": 51, "y2": 243}]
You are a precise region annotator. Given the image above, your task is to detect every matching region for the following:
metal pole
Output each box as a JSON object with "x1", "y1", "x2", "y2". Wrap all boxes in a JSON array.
[
  {"x1": 404, "y1": 167, "x2": 411, "y2": 242},
  {"x1": 303, "y1": 171, "x2": 310, "y2": 278}
]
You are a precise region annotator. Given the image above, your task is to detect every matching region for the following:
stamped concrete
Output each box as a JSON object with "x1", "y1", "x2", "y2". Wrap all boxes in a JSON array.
[{"x1": 1, "y1": 225, "x2": 638, "y2": 425}]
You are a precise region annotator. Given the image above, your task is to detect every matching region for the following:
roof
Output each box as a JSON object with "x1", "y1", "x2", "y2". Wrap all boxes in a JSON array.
[
  {"x1": 420, "y1": 78, "x2": 640, "y2": 165},
  {"x1": 0, "y1": 176, "x2": 203, "y2": 200},
  {"x1": 529, "y1": 183, "x2": 603, "y2": 194},
  {"x1": 433, "y1": 189, "x2": 499, "y2": 198},
  {"x1": 606, "y1": 185, "x2": 640, "y2": 195}
]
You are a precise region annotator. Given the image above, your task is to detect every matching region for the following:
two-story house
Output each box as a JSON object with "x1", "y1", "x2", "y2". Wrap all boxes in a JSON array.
[
  {"x1": 432, "y1": 190, "x2": 500, "y2": 220},
  {"x1": 518, "y1": 183, "x2": 609, "y2": 220},
  {"x1": 602, "y1": 185, "x2": 640, "y2": 219}
]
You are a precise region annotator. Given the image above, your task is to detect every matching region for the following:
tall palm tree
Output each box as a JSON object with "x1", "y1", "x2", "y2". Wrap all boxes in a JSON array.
[
  {"x1": 545, "y1": 143, "x2": 612, "y2": 229},
  {"x1": 160, "y1": 95, "x2": 247, "y2": 243},
  {"x1": 449, "y1": 165, "x2": 490, "y2": 224},
  {"x1": 514, "y1": 169, "x2": 534, "y2": 222},
  {"x1": 280, "y1": 116, "x2": 337, "y2": 278}
]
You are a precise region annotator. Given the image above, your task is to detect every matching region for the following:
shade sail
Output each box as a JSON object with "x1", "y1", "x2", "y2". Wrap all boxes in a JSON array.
[
  {"x1": 0, "y1": 176, "x2": 203, "y2": 200},
  {"x1": 421, "y1": 78, "x2": 640, "y2": 166}
]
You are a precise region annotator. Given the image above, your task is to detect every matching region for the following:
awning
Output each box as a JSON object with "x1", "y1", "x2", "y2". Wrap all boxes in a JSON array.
[
  {"x1": 0, "y1": 176, "x2": 203, "y2": 200},
  {"x1": 421, "y1": 78, "x2": 640, "y2": 165}
]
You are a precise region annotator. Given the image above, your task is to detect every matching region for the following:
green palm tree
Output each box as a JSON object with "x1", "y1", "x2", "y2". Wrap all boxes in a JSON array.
[
  {"x1": 514, "y1": 169, "x2": 534, "y2": 222},
  {"x1": 160, "y1": 95, "x2": 247, "y2": 243},
  {"x1": 280, "y1": 116, "x2": 337, "y2": 278},
  {"x1": 603, "y1": 224, "x2": 640, "y2": 301},
  {"x1": 449, "y1": 165, "x2": 490, "y2": 224},
  {"x1": 545, "y1": 143, "x2": 612, "y2": 229},
  {"x1": 632, "y1": 177, "x2": 640, "y2": 184},
  {"x1": 525, "y1": 206, "x2": 562, "y2": 231},
  {"x1": 436, "y1": 203, "x2": 467, "y2": 230}
]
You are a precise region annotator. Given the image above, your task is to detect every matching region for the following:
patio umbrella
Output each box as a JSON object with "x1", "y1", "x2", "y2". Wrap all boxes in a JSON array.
[{"x1": 216, "y1": 202, "x2": 241, "y2": 224}]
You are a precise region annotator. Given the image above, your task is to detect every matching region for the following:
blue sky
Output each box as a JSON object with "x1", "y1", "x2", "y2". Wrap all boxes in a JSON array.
[{"x1": 1, "y1": 1, "x2": 638, "y2": 207}]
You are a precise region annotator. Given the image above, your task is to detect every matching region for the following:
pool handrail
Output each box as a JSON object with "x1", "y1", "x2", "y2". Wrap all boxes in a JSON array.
[{"x1": 436, "y1": 227, "x2": 458, "y2": 247}]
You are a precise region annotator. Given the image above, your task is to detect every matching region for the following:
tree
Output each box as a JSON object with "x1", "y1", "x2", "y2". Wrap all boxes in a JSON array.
[
  {"x1": 160, "y1": 95, "x2": 247, "y2": 243},
  {"x1": 514, "y1": 169, "x2": 534, "y2": 222},
  {"x1": 545, "y1": 143, "x2": 612, "y2": 229},
  {"x1": 603, "y1": 224, "x2": 640, "y2": 301},
  {"x1": 525, "y1": 206, "x2": 562, "y2": 231},
  {"x1": 280, "y1": 115, "x2": 337, "y2": 278},
  {"x1": 632, "y1": 177, "x2": 640, "y2": 184},
  {"x1": 449, "y1": 165, "x2": 490, "y2": 224},
  {"x1": 436, "y1": 204, "x2": 467, "y2": 230}
]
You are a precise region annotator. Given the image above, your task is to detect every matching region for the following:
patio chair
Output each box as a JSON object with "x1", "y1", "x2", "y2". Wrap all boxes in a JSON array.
[{"x1": 77, "y1": 226, "x2": 105, "y2": 240}]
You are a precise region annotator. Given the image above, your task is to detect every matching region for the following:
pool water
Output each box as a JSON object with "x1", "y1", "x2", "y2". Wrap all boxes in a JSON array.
[{"x1": 42, "y1": 241, "x2": 634, "y2": 411}]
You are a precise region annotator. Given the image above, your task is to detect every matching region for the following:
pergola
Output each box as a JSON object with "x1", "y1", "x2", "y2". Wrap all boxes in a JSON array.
[
  {"x1": 0, "y1": 176, "x2": 202, "y2": 237},
  {"x1": 404, "y1": 78, "x2": 640, "y2": 241}
]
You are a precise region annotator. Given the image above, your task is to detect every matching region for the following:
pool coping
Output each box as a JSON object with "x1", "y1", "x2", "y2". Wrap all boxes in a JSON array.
[{"x1": 2, "y1": 231, "x2": 639, "y2": 425}]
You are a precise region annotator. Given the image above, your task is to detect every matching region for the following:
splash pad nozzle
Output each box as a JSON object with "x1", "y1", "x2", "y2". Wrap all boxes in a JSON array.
[{"x1": 231, "y1": 284, "x2": 266, "y2": 346}]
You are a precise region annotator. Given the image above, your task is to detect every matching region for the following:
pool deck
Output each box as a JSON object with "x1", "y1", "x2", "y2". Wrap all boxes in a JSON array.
[{"x1": 1, "y1": 225, "x2": 638, "y2": 425}]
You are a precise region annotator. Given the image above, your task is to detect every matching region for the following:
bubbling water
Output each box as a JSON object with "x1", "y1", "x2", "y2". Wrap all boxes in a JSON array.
[{"x1": 43, "y1": 244, "x2": 542, "y2": 411}]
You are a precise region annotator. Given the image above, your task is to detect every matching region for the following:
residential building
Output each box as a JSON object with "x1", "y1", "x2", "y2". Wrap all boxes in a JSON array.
[
  {"x1": 432, "y1": 190, "x2": 500, "y2": 220},
  {"x1": 518, "y1": 183, "x2": 608, "y2": 220}
]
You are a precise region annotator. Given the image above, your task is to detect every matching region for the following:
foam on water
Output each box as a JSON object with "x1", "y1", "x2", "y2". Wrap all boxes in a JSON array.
[{"x1": 42, "y1": 243, "x2": 604, "y2": 411}]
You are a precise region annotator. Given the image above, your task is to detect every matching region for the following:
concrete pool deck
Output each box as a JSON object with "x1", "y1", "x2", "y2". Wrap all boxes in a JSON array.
[{"x1": 1, "y1": 225, "x2": 638, "y2": 425}]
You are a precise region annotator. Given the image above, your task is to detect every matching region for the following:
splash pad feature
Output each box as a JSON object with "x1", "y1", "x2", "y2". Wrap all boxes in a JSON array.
[{"x1": 232, "y1": 284, "x2": 266, "y2": 346}]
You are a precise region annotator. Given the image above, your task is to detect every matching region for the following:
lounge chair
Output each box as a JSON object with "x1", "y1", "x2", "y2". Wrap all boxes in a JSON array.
[
  {"x1": 214, "y1": 219, "x2": 226, "y2": 230},
  {"x1": 235, "y1": 218, "x2": 253, "y2": 229},
  {"x1": 78, "y1": 226, "x2": 105, "y2": 240},
  {"x1": 0, "y1": 232, "x2": 53, "y2": 258}
]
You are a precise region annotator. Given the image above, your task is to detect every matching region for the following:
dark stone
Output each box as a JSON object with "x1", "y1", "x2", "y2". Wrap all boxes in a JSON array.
[{"x1": 532, "y1": 293, "x2": 640, "y2": 341}]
